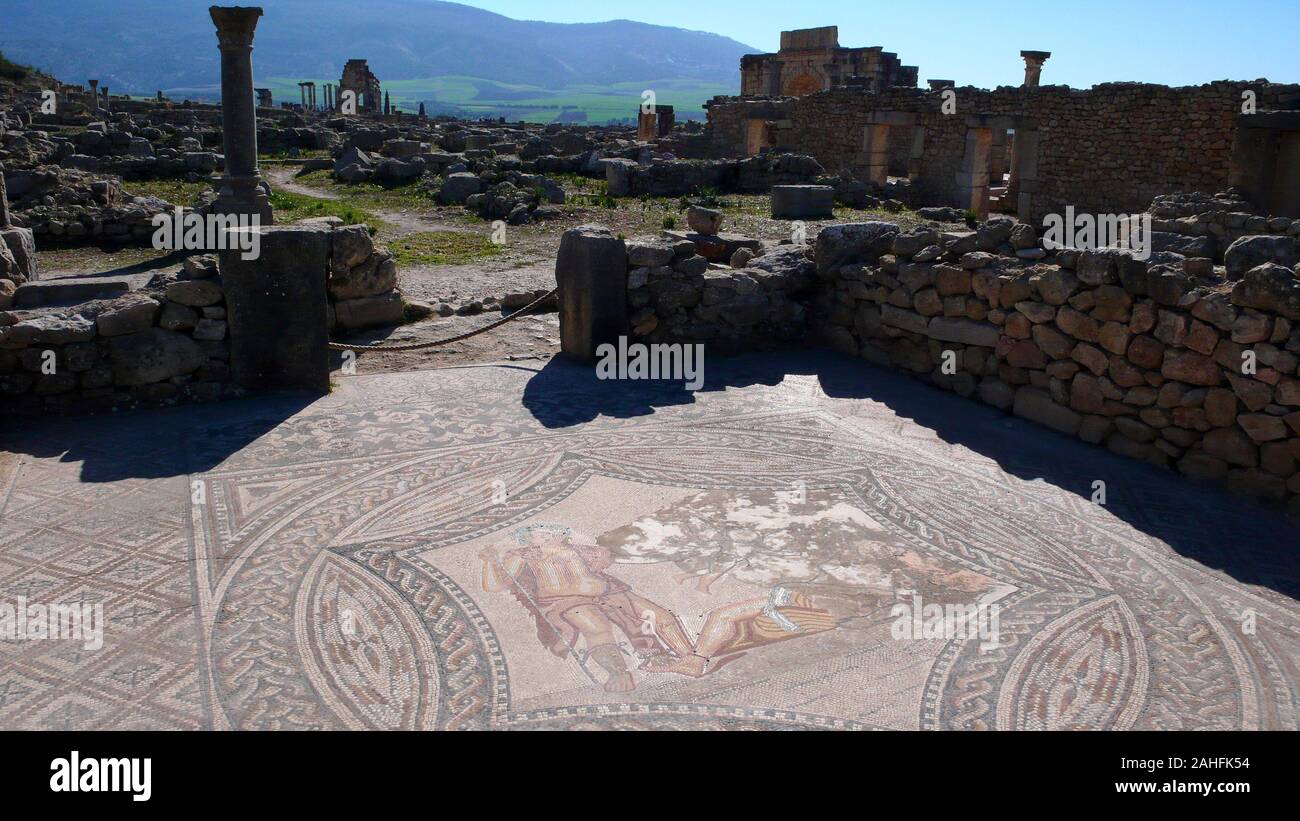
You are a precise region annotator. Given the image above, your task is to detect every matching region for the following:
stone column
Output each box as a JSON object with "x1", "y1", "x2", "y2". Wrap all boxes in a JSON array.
[
  {"x1": 299, "y1": 82, "x2": 306, "y2": 108},
  {"x1": 87, "y1": 79, "x2": 98, "y2": 108},
  {"x1": 102, "y1": 86, "x2": 110, "y2": 111},
  {"x1": 384, "y1": 90, "x2": 391, "y2": 115},
  {"x1": 1020, "y1": 51, "x2": 1051, "y2": 88},
  {"x1": 556, "y1": 225, "x2": 628, "y2": 362},
  {"x1": 209, "y1": 6, "x2": 272, "y2": 223}
]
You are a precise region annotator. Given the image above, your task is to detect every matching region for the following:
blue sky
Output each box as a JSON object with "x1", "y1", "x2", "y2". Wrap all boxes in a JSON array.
[{"x1": 460, "y1": 0, "x2": 1300, "y2": 89}]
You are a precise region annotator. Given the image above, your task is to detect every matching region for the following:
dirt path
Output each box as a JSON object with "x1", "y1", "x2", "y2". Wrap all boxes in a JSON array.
[{"x1": 329, "y1": 308, "x2": 560, "y2": 374}]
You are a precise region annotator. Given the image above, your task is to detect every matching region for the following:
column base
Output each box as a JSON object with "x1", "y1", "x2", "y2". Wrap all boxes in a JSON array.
[{"x1": 211, "y1": 176, "x2": 274, "y2": 225}]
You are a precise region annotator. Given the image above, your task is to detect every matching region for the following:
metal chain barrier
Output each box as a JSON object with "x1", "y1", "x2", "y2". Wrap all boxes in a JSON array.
[{"x1": 326, "y1": 288, "x2": 558, "y2": 352}]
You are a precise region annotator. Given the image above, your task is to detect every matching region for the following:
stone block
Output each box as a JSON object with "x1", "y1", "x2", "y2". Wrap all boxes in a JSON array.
[
  {"x1": 1013, "y1": 386, "x2": 1083, "y2": 437},
  {"x1": 557, "y1": 225, "x2": 627, "y2": 361},
  {"x1": 771, "y1": 185, "x2": 834, "y2": 220},
  {"x1": 220, "y1": 225, "x2": 331, "y2": 392}
]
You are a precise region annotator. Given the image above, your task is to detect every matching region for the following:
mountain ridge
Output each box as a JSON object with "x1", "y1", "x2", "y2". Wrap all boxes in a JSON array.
[{"x1": 0, "y1": 0, "x2": 757, "y2": 94}]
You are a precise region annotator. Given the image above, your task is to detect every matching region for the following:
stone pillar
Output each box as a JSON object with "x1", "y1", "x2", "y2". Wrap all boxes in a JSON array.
[
  {"x1": 87, "y1": 79, "x2": 98, "y2": 107},
  {"x1": 556, "y1": 225, "x2": 628, "y2": 362},
  {"x1": 219, "y1": 225, "x2": 331, "y2": 392},
  {"x1": 384, "y1": 90, "x2": 390, "y2": 115},
  {"x1": 1013, "y1": 130, "x2": 1040, "y2": 223},
  {"x1": 956, "y1": 127, "x2": 993, "y2": 219},
  {"x1": 862, "y1": 123, "x2": 890, "y2": 187},
  {"x1": 418, "y1": 101, "x2": 426, "y2": 118},
  {"x1": 1020, "y1": 51, "x2": 1051, "y2": 88},
  {"x1": 209, "y1": 6, "x2": 272, "y2": 223},
  {"x1": 102, "y1": 86, "x2": 110, "y2": 111},
  {"x1": 655, "y1": 105, "x2": 675, "y2": 137},
  {"x1": 299, "y1": 83, "x2": 306, "y2": 108},
  {"x1": 637, "y1": 109, "x2": 656, "y2": 141}
]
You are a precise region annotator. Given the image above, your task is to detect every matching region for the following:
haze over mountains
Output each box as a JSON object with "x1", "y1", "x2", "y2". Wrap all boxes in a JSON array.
[{"x1": 0, "y1": 0, "x2": 756, "y2": 94}]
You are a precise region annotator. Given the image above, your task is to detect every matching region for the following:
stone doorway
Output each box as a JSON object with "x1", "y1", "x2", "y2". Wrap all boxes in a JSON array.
[{"x1": 959, "y1": 116, "x2": 1039, "y2": 221}]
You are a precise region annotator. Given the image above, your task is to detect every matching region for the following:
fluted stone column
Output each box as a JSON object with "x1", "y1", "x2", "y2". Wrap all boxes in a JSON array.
[{"x1": 209, "y1": 6, "x2": 272, "y2": 223}]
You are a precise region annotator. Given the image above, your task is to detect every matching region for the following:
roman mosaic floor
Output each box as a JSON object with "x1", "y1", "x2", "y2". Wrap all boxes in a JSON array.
[{"x1": 1, "y1": 352, "x2": 1297, "y2": 730}]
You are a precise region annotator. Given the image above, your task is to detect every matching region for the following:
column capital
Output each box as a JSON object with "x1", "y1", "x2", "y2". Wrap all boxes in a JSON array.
[{"x1": 210, "y1": 6, "x2": 263, "y2": 50}]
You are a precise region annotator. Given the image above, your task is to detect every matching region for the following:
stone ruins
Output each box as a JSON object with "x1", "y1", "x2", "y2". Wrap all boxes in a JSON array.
[
  {"x1": 1, "y1": 12, "x2": 1299, "y2": 515},
  {"x1": 741, "y1": 26, "x2": 918, "y2": 96}
]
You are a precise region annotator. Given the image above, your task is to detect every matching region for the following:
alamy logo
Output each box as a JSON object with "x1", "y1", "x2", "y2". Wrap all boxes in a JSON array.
[
  {"x1": 50, "y1": 752, "x2": 151, "y2": 802},
  {"x1": 890, "y1": 594, "x2": 1001, "y2": 652},
  {"x1": 1042, "y1": 206, "x2": 1152, "y2": 261},
  {"x1": 0, "y1": 596, "x2": 102, "y2": 650},
  {"x1": 595, "y1": 336, "x2": 705, "y2": 391},
  {"x1": 150, "y1": 206, "x2": 260, "y2": 258},
  {"x1": 151, "y1": 207, "x2": 261, "y2": 260}
]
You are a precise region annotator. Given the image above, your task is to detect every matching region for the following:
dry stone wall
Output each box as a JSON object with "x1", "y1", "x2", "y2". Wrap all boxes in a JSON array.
[
  {"x1": 813, "y1": 218, "x2": 1300, "y2": 511},
  {"x1": 623, "y1": 236, "x2": 815, "y2": 352},
  {"x1": 0, "y1": 255, "x2": 234, "y2": 413}
]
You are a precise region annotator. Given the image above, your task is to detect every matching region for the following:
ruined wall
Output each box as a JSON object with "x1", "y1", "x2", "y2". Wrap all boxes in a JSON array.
[
  {"x1": 0, "y1": 256, "x2": 233, "y2": 413},
  {"x1": 623, "y1": 237, "x2": 814, "y2": 352},
  {"x1": 814, "y1": 220, "x2": 1300, "y2": 510},
  {"x1": 603, "y1": 152, "x2": 824, "y2": 198},
  {"x1": 706, "y1": 82, "x2": 1300, "y2": 221}
]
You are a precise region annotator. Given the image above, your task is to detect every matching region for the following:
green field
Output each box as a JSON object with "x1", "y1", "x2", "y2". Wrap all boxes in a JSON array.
[{"x1": 259, "y1": 75, "x2": 734, "y2": 124}]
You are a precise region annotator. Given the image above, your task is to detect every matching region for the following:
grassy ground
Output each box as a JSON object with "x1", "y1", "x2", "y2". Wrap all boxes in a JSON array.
[
  {"x1": 266, "y1": 188, "x2": 382, "y2": 229},
  {"x1": 260, "y1": 150, "x2": 331, "y2": 161},
  {"x1": 292, "y1": 170, "x2": 446, "y2": 214},
  {"x1": 388, "y1": 231, "x2": 503, "y2": 267},
  {"x1": 121, "y1": 178, "x2": 213, "y2": 206}
]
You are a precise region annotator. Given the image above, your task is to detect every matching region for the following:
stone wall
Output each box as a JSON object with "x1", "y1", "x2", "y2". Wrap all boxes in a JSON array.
[
  {"x1": 0, "y1": 255, "x2": 234, "y2": 413},
  {"x1": 324, "y1": 221, "x2": 406, "y2": 333},
  {"x1": 604, "y1": 152, "x2": 825, "y2": 198},
  {"x1": 704, "y1": 81, "x2": 1300, "y2": 221},
  {"x1": 813, "y1": 219, "x2": 1300, "y2": 511},
  {"x1": 623, "y1": 236, "x2": 815, "y2": 352},
  {"x1": 0, "y1": 221, "x2": 386, "y2": 414}
]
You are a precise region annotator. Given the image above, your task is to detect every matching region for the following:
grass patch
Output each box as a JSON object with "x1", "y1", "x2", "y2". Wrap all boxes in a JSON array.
[
  {"x1": 267, "y1": 188, "x2": 382, "y2": 230},
  {"x1": 388, "y1": 231, "x2": 502, "y2": 266},
  {"x1": 290, "y1": 170, "x2": 439, "y2": 212},
  {"x1": 260, "y1": 149, "x2": 331, "y2": 160},
  {"x1": 121, "y1": 178, "x2": 212, "y2": 205}
]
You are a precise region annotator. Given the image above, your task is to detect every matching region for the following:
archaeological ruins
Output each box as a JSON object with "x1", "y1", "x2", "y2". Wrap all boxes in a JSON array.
[{"x1": 0, "y1": 6, "x2": 1297, "y2": 740}]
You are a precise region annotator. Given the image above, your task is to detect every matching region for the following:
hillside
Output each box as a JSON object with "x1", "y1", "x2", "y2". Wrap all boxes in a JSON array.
[{"x1": 0, "y1": 0, "x2": 754, "y2": 106}]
